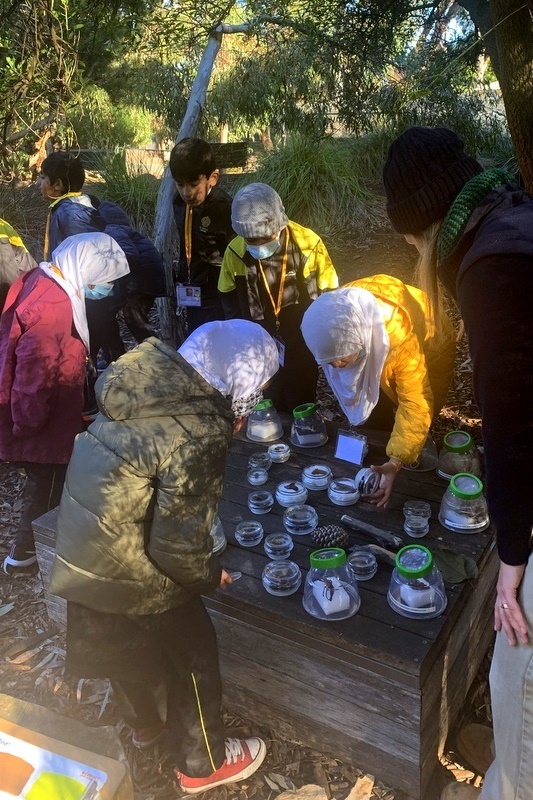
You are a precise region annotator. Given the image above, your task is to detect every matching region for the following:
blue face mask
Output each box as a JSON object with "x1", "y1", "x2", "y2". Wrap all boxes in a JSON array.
[
  {"x1": 84, "y1": 283, "x2": 114, "y2": 300},
  {"x1": 246, "y1": 238, "x2": 280, "y2": 260}
]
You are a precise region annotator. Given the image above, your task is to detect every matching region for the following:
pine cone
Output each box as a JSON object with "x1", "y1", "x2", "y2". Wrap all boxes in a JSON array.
[{"x1": 311, "y1": 525, "x2": 349, "y2": 549}]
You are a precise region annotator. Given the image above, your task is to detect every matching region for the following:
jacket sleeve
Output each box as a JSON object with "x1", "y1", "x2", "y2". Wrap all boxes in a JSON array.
[
  {"x1": 11, "y1": 300, "x2": 74, "y2": 437},
  {"x1": 302, "y1": 238, "x2": 339, "y2": 297},
  {"x1": 50, "y1": 204, "x2": 106, "y2": 253},
  {"x1": 385, "y1": 331, "x2": 434, "y2": 465},
  {"x1": 147, "y1": 434, "x2": 228, "y2": 593}
]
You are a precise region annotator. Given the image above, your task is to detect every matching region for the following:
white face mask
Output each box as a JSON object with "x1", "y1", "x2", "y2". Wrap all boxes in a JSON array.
[{"x1": 247, "y1": 237, "x2": 280, "y2": 260}]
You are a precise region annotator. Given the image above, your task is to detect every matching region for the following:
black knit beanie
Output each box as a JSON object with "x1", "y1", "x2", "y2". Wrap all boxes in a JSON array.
[{"x1": 383, "y1": 126, "x2": 483, "y2": 234}]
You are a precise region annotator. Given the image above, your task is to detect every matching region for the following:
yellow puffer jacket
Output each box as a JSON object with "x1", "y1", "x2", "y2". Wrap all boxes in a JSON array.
[{"x1": 345, "y1": 275, "x2": 455, "y2": 464}]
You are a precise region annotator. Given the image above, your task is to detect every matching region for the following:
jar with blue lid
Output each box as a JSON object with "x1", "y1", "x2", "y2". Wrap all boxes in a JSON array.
[
  {"x1": 387, "y1": 545, "x2": 447, "y2": 619},
  {"x1": 303, "y1": 547, "x2": 360, "y2": 620}
]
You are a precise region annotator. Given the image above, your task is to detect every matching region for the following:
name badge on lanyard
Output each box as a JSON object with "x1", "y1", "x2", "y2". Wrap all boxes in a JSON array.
[
  {"x1": 177, "y1": 284, "x2": 202, "y2": 307},
  {"x1": 274, "y1": 334, "x2": 286, "y2": 367}
]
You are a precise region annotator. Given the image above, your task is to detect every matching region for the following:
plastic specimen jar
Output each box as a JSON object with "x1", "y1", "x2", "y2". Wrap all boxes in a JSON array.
[
  {"x1": 328, "y1": 478, "x2": 360, "y2": 506},
  {"x1": 283, "y1": 504, "x2": 318, "y2": 536},
  {"x1": 275, "y1": 480, "x2": 308, "y2": 507},
  {"x1": 354, "y1": 467, "x2": 381, "y2": 496},
  {"x1": 403, "y1": 500, "x2": 432, "y2": 538},
  {"x1": 348, "y1": 548, "x2": 378, "y2": 581},
  {"x1": 264, "y1": 532, "x2": 294, "y2": 560},
  {"x1": 303, "y1": 547, "x2": 360, "y2": 620},
  {"x1": 262, "y1": 560, "x2": 302, "y2": 596},
  {"x1": 248, "y1": 451, "x2": 272, "y2": 471},
  {"x1": 289, "y1": 403, "x2": 328, "y2": 448},
  {"x1": 210, "y1": 513, "x2": 227, "y2": 555},
  {"x1": 247, "y1": 468, "x2": 268, "y2": 486},
  {"x1": 268, "y1": 442, "x2": 291, "y2": 463},
  {"x1": 387, "y1": 544, "x2": 447, "y2": 619},
  {"x1": 437, "y1": 430, "x2": 482, "y2": 480},
  {"x1": 438, "y1": 473, "x2": 489, "y2": 533},
  {"x1": 301, "y1": 464, "x2": 333, "y2": 491},
  {"x1": 235, "y1": 520, "x2": 264, "y2": 547},
  {"x1": 247, "y1": 490, "x2": 274, "y2": 515},
  {"x1": 246, "y1": 399, "x2": 283, "y2": 442}
]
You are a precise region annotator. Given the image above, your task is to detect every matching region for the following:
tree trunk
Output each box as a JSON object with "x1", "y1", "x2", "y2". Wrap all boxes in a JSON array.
[
  {"x1": 153, "y1": 29, "x2": 223, "y2": 346},
  {"x1": 489, "y1": 0, "x2": 533, "y2": 192}
]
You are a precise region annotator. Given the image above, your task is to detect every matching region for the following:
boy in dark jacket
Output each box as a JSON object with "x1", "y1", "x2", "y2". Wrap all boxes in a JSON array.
[{"x1": 170, "y1": 138, "x2": 234, "y2": 332}]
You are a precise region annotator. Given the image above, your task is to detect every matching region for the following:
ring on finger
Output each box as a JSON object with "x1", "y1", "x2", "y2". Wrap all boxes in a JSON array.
[{"x1": 501, "y1": 602, "x2": 509, "y2": 609}]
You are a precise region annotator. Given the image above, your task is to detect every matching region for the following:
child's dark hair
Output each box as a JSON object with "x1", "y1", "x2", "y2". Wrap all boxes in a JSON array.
[
  {"x1": 169, "y1": 138, "x2": 216, "y2": 182},
  {"x1": 41, "y1": 152, "x2": 85, "y2": 192}
]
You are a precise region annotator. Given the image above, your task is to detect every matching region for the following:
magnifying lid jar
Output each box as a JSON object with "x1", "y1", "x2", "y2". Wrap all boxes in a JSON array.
[
  {"x1": 348, "y1": 548, "x2": 378, "y2": 581},
  {"x1": 264, "y1": 532, "x2": 294, "y2": 560},
  {"x1": 247, "y1": 467, "x2": 268, "y2": 486},
  {"x1": 301, "y1": 464, "x2": 332, "y2": 491},
  {"x1": 262, "y1": 560, "x2": 302, "y2": 596},
  {"x1": 303, "y1": 547, "x2": 360, "y2": 620},
  {"x1": 210, "y1": 513, "x2": 227, "y2": 555},
  {"x1": 268, "y1": 443, "x2": 291, "y2": 463},
  {"x1": 354, "y1": 467, "x2": 380, "y2": 496},
  {"x1": 275, "y1": 480, "x2": 308, "y2": 507},
  {"x1": 438, "y1": 473, "x2": 489, "y2": 533},
  {"x1": 246, "y1": 399, "x2": 283, "y2": 442},
  {"x1": 387, "y1": 545, "x2": 447, "y2": 619},
  {"x1": 235, "y1": 520, "x2": 264, "y2": 547},
  {"x1": 283, "y1": 504, "x2": 318, "y2": 536},
  {"x1": 248, "y1": 451, "x2": 272, "y2": 471},
  {"x1": 289, "y1": 403, "x2": 328, "y2": 448},
  {"x1": 437, "y1": 431, "x2": 482, "y2": 480},
  {"x1": 247, "y1": 490, "x2": 274, "y2": 515},
  {"x1": 328, "y1": 478, "x2": 360, "y2": 506},
  {"x1": 403, "y1": 500, "x2": 431, "y2": 538}
]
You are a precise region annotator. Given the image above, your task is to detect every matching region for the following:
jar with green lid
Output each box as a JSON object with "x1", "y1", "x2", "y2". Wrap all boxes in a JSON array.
[
  {"x1": 438, "y1": 473, "x2": 489, "y2": 533},
  {"x1": 387, "y1": 545, "x2": 447, "y2": 619},
  {"x1": 303, "y1": 547, "x2": 360, "y2": 620},
  {"x1": 246, "y1": 399, "x2": 283, "y2": 442},
  {"x1": 289, "y1": 403, "x2": 328, "y2": 448},
  {"x1": 437, "y1": 431, "x2": 481, "y2": 480}
]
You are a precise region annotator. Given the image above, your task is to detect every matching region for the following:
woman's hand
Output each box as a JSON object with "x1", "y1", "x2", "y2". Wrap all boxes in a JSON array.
[
  {"x1": 219, "y1": 569, "x2": 234, "y2": 589},
  {"x1": 367, "y1": 458, "x2": 402, "y2": 508},
  {"x1": 495, "y1": 561, "x2": 528, "y2": 645}
]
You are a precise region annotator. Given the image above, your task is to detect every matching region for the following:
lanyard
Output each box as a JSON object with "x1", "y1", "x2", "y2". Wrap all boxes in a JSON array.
[
  {"x1": 184, "y1": 204, "x2": 193, "y2": 284},
  {"x1": 43, "y1": 192, "x2": 82, "y2": 260},
  {"x1": 257, "y1": 232, "x2": 288, "y2": 331}
]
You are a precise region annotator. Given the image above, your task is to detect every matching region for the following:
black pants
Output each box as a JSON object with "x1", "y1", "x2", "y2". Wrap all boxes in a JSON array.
[
  {"x1": 185, "y1": 295, "x2": 226, "y2": 334},
  {"x1": 109, "y1": 599, "x2": 226, "y2": 777},
  {"x1": 15, "y1": 463, "x2": 67, "y2": 550}
]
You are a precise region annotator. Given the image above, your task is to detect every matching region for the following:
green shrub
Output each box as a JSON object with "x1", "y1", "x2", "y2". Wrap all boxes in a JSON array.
[
  {"x1": 70, "y1": 86, "x2": 154, "y2": 150},
  {"x1": 96, "y1": 152, "x2": 160, "y2": 233}
]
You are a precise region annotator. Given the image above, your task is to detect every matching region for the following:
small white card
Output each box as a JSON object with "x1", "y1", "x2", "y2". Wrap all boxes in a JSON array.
[
  {"x1": 274, "y1": 335, "x2": 286, "y2": 367},
  {"x1": 177, "y1": 284, "x2": 202, "y2": 307},
  {"x1": 334, "y1": 430, "x2": 367, "y2": 465}
]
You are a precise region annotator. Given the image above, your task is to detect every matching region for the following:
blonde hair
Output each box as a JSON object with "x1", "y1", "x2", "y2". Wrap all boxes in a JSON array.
[{"x1": 413, "y1": 220, "x2": 446, "y2": 337}]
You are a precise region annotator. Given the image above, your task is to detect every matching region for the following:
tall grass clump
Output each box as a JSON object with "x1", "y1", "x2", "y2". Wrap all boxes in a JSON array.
[
  {"x1": 0, "y1": 183, "x2": 47, "y2": 261},
  {"x1": 97, "y1": 152, "x2": 160, "y2": 234},
  {"x1": 237, "y1": 135, "x2": 380, "y2": 239}
]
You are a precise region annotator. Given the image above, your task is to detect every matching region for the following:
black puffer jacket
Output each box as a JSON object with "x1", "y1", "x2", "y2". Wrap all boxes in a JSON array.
[
  {"x1": 50, "y1": 338, "x2": 234, "y2": 614},
  {"x1": 438, "y1": 185, "x2": 533, "y2": 566}
]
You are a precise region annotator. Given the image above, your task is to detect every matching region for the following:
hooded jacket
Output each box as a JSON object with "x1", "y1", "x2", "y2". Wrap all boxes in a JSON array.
[
  {"x1": 438, "y1": 184, "x2": 533, "y2": 566},
  {"x1": 344, "y1": 275, "x2": 455, "y2": 464},
  {"x1": 50, "y1": 338, "x2": 234, "y2": 614}
]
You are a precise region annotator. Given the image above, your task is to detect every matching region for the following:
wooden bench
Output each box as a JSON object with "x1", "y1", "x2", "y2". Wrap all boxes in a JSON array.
[{"x1": 33, "y1": 420, "x2": 497, "y2": 800}]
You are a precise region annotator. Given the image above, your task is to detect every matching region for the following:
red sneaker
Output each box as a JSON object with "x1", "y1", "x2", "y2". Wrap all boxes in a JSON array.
[
  {"x1": 131, "y1": 722, "x2": 164, "y2": 749},
  {"x1": 177, "y1": 737, "x2": 266, "y2": 794}
]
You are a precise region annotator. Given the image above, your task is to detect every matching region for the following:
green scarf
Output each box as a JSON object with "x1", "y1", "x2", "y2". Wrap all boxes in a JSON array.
[{"x1": 437, "y1": 168, "x2": 512, "y2": 263}]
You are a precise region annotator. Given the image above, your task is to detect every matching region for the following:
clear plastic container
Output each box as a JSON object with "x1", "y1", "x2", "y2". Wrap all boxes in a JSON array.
[
  {"x1": 275, "y1": 480, "x2": 308, "y2": 507},
  {"x1": 437, "y1": 431, "x2": 482, "y2": 480},
  {"x1": 210, "y1": 514, "x2": 227, "y2": 555},
  {"x1": 248, "y1": 451, "x2": 272, "y2": 471},
  {"x1": 403, "y1": 500, "x2": 431, "y2": 538},
  {"x1": 246, "y1": 399, "x2": 283, "y2": 442},
  {"x1": 348, "y1": 548, "x2": 377, "y2": 581},
  {"x1": 303, "y1": 548, "x2": 360, "y2": 620},
  {"x1": 328, "y1": 478, "x2": 360, "y2": 506},
  {"x1": 438, "y1": 473, "x2": 489, "y2": 533},
  {"x1": 235, "y1": 520, "x2": 264, "y2": 547},
  {"x1": 268, "y1": 443, "x2": 291, "y2": 463},
  {"x1": 283, "y1": 504, "x2": 318, "y2": 536},
  {"x1": 262, "y1": 560, "x2": 302, "y2": 596},
  {"x1": 301, "y1": 464, "x2": 332, "y2": 491},
  {"x1": 264, "y1": 532, "x2": 294, "y2": 560},
  {"x1": 403, "y1": 435, "x2": 438, "y2": 472},
  {"x1": 247, "y1": 467, "x2": 268, "y2": 486},
  {"x1": 354, "y1": 467, "x2": 381, "y2": 496},
  {"x1": 289, "y1": 403, "x2": 328, "y2": 448},
  {"x1": 247, "y1": 490, "x2": 274, "y2": 515},
  {"x1": 387, "y1": 545, "x2": 447, "y2": 619}
]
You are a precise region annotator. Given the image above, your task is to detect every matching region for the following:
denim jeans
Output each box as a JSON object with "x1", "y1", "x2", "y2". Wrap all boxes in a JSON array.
[{"x1": 481, "y1": 554, "x2": 533, "y2": 800}]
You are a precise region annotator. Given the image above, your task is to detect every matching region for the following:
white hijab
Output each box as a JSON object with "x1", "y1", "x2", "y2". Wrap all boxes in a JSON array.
[
  {"x1": 39, "y1": 232, "x2": 130, "y2": 351},
  {"x1": 301, "y1": 287, "x2": 390, "y2": 425},
  {"x1": 178, "y1": 320, "x2": 279, "y2": 410}
]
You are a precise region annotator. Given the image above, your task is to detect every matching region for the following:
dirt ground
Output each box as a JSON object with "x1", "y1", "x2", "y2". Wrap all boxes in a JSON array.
[{"x1": 0, "y1": 202, "x2": 489, "y2": 799}]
